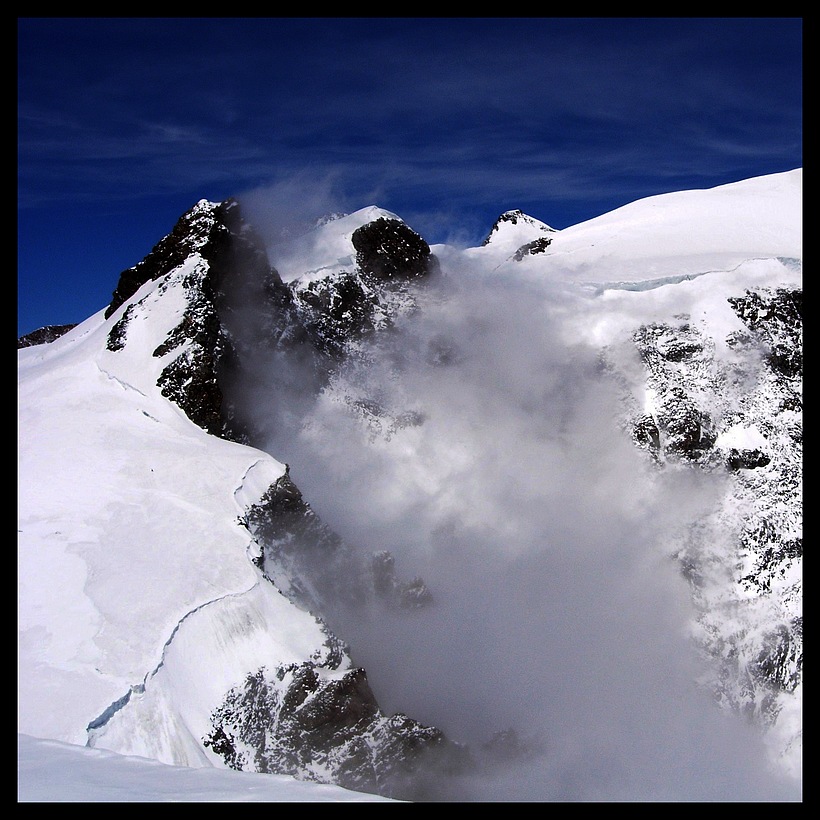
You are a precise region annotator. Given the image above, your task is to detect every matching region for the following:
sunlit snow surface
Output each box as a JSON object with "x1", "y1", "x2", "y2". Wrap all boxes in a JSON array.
[
  {"x1": 18, "y1": 735, "x2": 396, "y2": 802},
  {"x1": 19, "y1": 170, "x2": 801, "y2": 801}
]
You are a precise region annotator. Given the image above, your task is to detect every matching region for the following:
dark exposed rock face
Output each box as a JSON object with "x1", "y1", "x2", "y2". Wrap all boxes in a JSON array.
[
  {"x1": 721, "y1": 288, "x2": 802, "y2": 720},
  {"x1": 728, "y1": 287, "x2": 802, "y2": 383},
  {"x1": 351, "y1": 217, "x2": 438, "y2": 281},
  {"x1": 632, "y1": 321, "x2": 716, "y2": 463},
  {"x1": 105, "y1": 200, "x2": 233, "y2": 431},
  {"x1": 105, "y1": 199, "x2": 248, "y2": 320},
  {"x1": 631, "y1": 413, "x2": 661, "y2": 458},
  {"x1": 17, "y1": 323, "x2": 77, "y2": 348},
  {"x1": 726, "y1": 447, "x2": 771, "y2": 471},
  {"x1": 102, "y1": 198, "x2": 302, "y2": 441},
  {"x1": 626, "y1": 286, "x2": 802, "y2": 732},
  {"x1": 513, "y1": 236, "x2": 553, "y2": 261},
  {"x1": 481, "y1": 209, "x2": 524, "y2": 245},
  {"x1": 106, "y1": 305, "x2": 134, "y2": 353},
  {"x1": 150, "y1": 200, "x2": 300, "y2": 441},
  {"x1": 204, "y1": 663, "x2": 471, "y2": 800},
  {"x1": 370, "y1": 550, "x2": 434, "y2": 610},
  {"x1": 244, "y1": 470, "x2": 432, "y2": 616},
  {"x1": 152, "y1": 291, "x2": 228, "y2": 436},
  {"x1": 244, "y1": 469, "x2": 356, "y2": 610},
  {"x1": 283, "y1": 218, "x2": 439, "y2": 360},
  {"x1": 233, "y1": 466, "x2": 443, "y2": 801},
  {"x1": 291, "y1": 269, "x2": 380, "y2": 358}
]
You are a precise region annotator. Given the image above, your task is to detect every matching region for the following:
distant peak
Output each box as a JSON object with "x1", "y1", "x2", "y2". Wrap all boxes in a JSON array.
[{"x1": 481, "y1": 210, "x2": 556, "y2": 247}]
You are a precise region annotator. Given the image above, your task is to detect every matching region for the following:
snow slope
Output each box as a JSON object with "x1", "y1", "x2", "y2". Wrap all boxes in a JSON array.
[
  {"x1": 18, "y1": 734, "x2": 395, "y2": 802},
  {"x1": 18, "y1": 263, "x2": 355, "y2": 796}
]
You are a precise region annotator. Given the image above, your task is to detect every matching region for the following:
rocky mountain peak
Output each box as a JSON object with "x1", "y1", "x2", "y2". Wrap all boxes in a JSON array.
[
  {"x1": 351, "y1": 217, "x2": 438, "y2": 281},
  {"x1": 481, "y1": 208, "x2": 556, "y2": 247},
  {"x1": 104, "y1": 199, "x2": 228, "y2": 320},
  {"x1": 103, "y1": 197, "x2": 289, "y2": 440}
]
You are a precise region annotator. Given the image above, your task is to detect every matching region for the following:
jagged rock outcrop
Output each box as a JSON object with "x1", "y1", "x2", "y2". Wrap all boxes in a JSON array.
[
  {"x1": 728, "y1": 287, "x2": 802, "y2": 384},
  {"x1": 105, "y1": 199, "x2": 263, "y2": 320},
  {"x1": 204, "y1": 662, "x2": 470, "y2": 800},
  {"x1": 632, "y1": 320, "x2": 717, "y2": 463},
  {"x1": 102, "y1": 198, "x2": 321, "y2": 443},
  {"x1": 352, "y1": 217, "x2": 438, "y2": 281},
  {"x1": 245, "y1": 469, "x2": 433, "y2": 615},
  {"x1": 289, "y1": 269, "x2": 382, "y2": 358},
  {"x1": 512, "y1": 236, "x2": 553, "y2": 261},
  {"x1": 104, "y1": 199, "x2": 285, "y2": 439},
  {"x1": 244, "y1": 469, "x2": 360, "y2": 610},
  {"x1": 17, "y1": 323, "x2": 77, "y2": 348},
  {"x1": 285, "y1": 217, "x2": 439, "y2": 359},
  {"x1": 626, "y1": 286, "x2": 802, "y2": 743},
  {"x1": 370, "y1": 550, "x2": 434, "y2": 610}
]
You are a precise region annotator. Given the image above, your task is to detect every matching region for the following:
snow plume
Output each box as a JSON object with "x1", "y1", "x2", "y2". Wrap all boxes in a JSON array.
[
  {"x1": 229, "y1": 248, "x2": 799, "y2": 800},
  {"x1": 239, "y1": 174, "x2": 353, "y2": 253}
]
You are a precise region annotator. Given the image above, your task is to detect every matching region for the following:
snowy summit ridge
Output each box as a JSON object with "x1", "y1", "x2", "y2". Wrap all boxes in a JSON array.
[
  {"x1": 19, "y1": 170, "x2": 802, "y2": 802},
  {"x1": 481, "y1": 208, "x2": 557, "y2": 246}
]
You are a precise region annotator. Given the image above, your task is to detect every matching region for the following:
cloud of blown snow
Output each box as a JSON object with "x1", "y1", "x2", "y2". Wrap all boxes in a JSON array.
[
  {"x1": 227, "y1": 215, "x2": 800, "y2": 801},
  {"x1": 239, "y1": 172, "x2": 355, "y2": 249}
]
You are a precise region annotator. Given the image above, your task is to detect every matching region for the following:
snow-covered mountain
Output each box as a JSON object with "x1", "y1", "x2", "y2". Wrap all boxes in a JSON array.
[{"x1": 18, "y1": 170, "x2": 802, "y2": 801}]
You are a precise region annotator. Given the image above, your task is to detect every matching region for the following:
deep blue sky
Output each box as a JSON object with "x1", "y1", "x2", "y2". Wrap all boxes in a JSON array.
[{"x1": 18, "y1": 17, "x2": 802, "y2": 337}]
